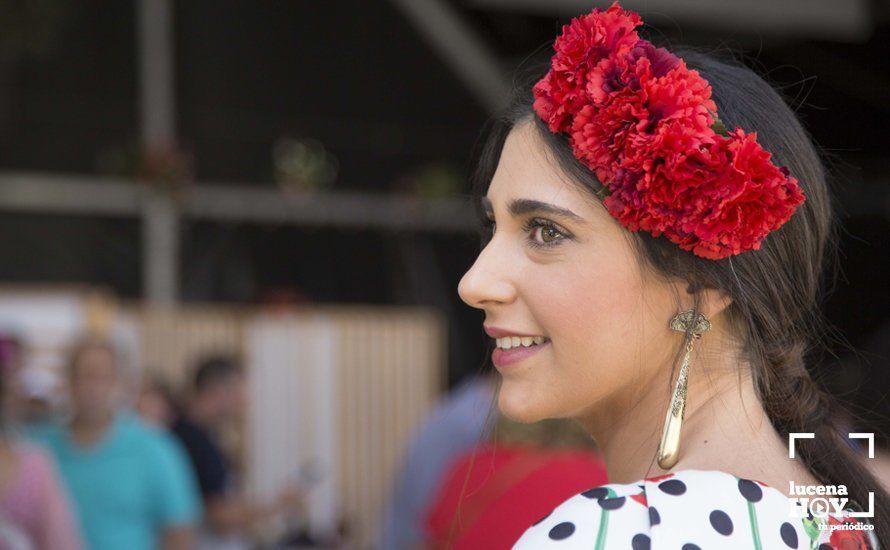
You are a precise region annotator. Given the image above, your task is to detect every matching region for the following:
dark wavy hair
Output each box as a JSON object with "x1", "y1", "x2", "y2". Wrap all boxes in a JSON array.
[{"x1": 469, "y1": 48, "x2": 888, "y2": 543}]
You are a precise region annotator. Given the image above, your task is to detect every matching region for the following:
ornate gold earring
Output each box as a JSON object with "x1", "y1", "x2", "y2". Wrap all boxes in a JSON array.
[{"x1": 656, "y1": 309, "x2": 712, "y2": 470}]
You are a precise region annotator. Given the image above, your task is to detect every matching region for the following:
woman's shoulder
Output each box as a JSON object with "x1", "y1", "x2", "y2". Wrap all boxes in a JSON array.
[{"x1": 512, "y1": 469, "x2": 879, "y2": 550}]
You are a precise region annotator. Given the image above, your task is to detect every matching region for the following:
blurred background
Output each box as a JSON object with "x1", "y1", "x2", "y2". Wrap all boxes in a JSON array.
[{"x1": 0, "y1": 1, "x2": 887, "y2": 549}]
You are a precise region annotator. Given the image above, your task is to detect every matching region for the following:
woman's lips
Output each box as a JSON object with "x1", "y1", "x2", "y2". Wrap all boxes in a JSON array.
[{"x1": 491, "y1": 340, "x2": 549, "y2": 368}]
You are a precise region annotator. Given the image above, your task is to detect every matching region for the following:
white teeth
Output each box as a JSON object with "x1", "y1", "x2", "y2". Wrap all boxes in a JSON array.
[{"x1": 495, "y1": 335, "x2": 549, "y2": 350}]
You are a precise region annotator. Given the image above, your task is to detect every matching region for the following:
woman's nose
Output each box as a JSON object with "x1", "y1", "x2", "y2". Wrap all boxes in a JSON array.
[{"x1": 457, "y1": 243, "x2": 516, "y2": 310}]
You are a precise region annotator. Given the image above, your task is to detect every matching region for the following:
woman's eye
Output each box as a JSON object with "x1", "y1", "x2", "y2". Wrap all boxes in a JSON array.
[
  {"x1": 524, "y1": 218, "x2": 570, "y2": 247},
  {"x1": 480, "y1": 217, "x2": 569, "y2": 248},
  {"x1": 535, "y1": 225, "x2": 562, "y2": 243}
]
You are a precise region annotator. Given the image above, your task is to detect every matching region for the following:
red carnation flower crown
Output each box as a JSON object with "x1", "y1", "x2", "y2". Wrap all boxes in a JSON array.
[{"x1": 532, "y1": 1, "x2": 805, "y2": 260}]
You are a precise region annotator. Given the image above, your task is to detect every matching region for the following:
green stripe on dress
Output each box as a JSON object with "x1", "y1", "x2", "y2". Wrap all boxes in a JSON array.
[
  {"x1": 593, "y1": 487, "x2": 618, "y2": 550},
  {"x1": 737, "y1": 476, "x2": 762, "y2": 550},
  {"x1": 746, "y1": 498, "x2": 762, "y2": 550}
]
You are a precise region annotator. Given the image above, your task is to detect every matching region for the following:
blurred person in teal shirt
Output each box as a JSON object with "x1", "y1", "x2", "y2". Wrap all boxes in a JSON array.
[{"x1": 29, "y1": 338, "x2": 201, "y2": 550}]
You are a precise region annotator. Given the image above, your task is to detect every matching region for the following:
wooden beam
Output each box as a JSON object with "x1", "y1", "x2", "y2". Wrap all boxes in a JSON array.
[
  {"x1": 0, "y1": 172, "x2": 479, "y2": 232},
  {"x1": 138, "y1": 0, "x2": 178, "y2": 303},
  {"x1": 388, "y1": 0, "x2": 510, "y2": 112}
]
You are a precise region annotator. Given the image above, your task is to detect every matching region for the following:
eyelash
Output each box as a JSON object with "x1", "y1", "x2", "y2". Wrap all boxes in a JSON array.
[{"x1": 481, "y1": 217, "x2": 571, "y2": 249}]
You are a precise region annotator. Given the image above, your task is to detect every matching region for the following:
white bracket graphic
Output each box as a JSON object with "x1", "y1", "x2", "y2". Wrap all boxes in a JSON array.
[
  {"x1": 848, "y1": 432, "x2": 875, "y2": 459},
  {"x1": 788, "y1": 432, "x2": 814, "y2": 459}
]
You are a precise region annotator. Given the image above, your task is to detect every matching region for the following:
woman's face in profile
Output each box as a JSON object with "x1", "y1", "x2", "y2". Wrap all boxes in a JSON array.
[{"x1": 458, "y1": 120, "x2": 680, "y2": 424}]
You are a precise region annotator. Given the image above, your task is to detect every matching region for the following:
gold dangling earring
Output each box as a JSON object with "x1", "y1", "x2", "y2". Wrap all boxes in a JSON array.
[{"x1": 656, "y1": 310, "x2": 712, "y2": 470}]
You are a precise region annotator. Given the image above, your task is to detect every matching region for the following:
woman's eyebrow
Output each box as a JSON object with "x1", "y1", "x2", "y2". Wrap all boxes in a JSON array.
[{"x1": 480, "y1": 196, "x2": 585, "y2": 223}]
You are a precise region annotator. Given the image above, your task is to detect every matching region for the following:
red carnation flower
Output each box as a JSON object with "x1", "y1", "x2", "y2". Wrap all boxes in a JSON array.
[
  {"x1": 640, "y1": 60, "x2": 716, "y2": 133},
  {"x1": 534, "y1": 2, "x2": 642, "y2": 132},
  {"x1": 631, "y1": 41, "x2": 680, "y2": 78},
  {"x1": 585, "y1": 49, "x2": 638, "y2": 106},
  {"x1": 586, "y1": 40, "x2": 679, "y2": 105},
  {"x1": 602, "y1": 168, "x2": 650, "y2": 232},
  {"x1": 569, "y1": 90, "x2": 647, "y2": 180},
  {"x1": 551, "y1": 1, "x2": 640, "y2": 73},
  {"x1": 580, "y1": 59, "x2": 716, "y2": 177},
  {"x1": 663, "y1": 130, "x2": 802, "y2": 259},
  {"x1": 533, "y1": 71, "x2": 589, "y2": 133},
  {"x1": 532, "y1": 1, "x2": 807, "y2": 259}
]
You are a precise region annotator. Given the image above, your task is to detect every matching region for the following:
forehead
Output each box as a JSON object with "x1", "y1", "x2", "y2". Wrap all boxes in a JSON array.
[{"x1": 485, "y1": 121, "x2": 609, "y2": 221}]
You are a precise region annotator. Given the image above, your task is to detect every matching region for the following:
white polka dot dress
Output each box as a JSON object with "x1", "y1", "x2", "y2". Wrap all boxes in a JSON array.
[{"x1": 512, "y1": 469, "x2": 879, "y2": 550}]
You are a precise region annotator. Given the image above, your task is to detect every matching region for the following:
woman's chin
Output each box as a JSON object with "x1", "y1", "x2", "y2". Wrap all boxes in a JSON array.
[{"x1": 497, "y1": 383, "x2": 548, "y2": 424}]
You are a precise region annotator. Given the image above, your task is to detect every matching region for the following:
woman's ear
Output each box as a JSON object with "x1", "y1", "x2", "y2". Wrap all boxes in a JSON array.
[
  {"x1": 698, "y1": 287, "x2": 733, "y2": 319},
  {"x1": 673, "y1": 278, "x2": 732, "y2": 319}
]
